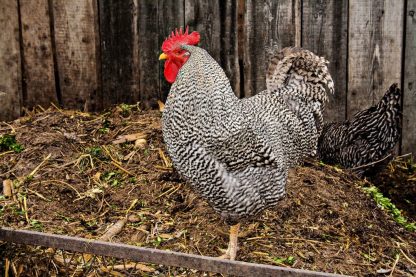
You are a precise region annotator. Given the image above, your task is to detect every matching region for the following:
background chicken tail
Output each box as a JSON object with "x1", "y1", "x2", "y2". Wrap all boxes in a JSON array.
[
  {"x1": 349, "y1": 83, "x2": 402, "y2": 136},
  {"x1": 266, "y1": 47, "x2": 334, "y2": 104},
  {"x1": 375, "y1": 83, "x2": 401, "y2": 116},
  {"x1": 317, "y1": 83, "x2": 402, "y2": 176}
]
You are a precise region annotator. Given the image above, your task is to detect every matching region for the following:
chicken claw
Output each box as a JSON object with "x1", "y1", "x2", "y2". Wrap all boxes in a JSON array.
[{"x1": 218, "y1": 223, "x2": 240, "y2": 260}]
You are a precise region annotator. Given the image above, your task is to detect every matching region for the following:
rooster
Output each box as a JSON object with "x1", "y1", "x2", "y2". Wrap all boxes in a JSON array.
[
  {"x1": 317, "y1": 84, "x2": 401, "y2": 175},
  {"x1": 159, "y1": 28, "x2": 333, "y2": 260}
]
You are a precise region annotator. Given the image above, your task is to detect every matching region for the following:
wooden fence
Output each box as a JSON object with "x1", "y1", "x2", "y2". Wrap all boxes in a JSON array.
[{"x1": 0, "y1": 0, "x2": 415, "y2": 154}]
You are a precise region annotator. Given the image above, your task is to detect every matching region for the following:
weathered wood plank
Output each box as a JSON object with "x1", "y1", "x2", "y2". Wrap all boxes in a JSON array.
[
  {"x1": 158, "y1": 0, "x2": 184, "y2": 101},
  {"x1": 243, "y1": 0, "x2": 301, "y2": 97},
  {"x1": 52, "y1": 0, "x2": 100, "y2": 111},
  {"x1": 237, "y1": 0, "x2": 245, "y2": 97},
  {"x1": 0, "y1": 0, "x2": 21, "y2": 121},
  {"x1": 138, "y1": 1, "x2": 159, "y2": 109},
  {"x1": 185, "y1": 0, "x2": 221, "y2": 61},
  {"x1": 402, "y1": 0, "x2": 416, "y2": 155},
  {"x1": 347, "y1": 0, "x2": 404, "y2": 118},
  {"x1": 219, "y1": 0, "x2": 240, "y2": 97},
  {"x1": 302, "y1": 0, "x2": 348, "y2": 122},
  {"x1": 185, "y1": 0, "x2": 240, "y2": 96},
  {"x1": 0, "y1": 226, "x2": 343, "y2": 277},
  {"x1": 19, "y1": 0, "x2": 57, "y2": 110},
  {"x1": 99, "y1": 0, "x2": 140, "y2": 108}
]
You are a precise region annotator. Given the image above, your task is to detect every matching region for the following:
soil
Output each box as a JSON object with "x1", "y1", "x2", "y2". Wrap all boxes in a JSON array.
[
  {"x1": 0, "y1": 106, "x2": 415, "y2": 276},
  {"x1": 369, "y1": 159, "x2": 416, "y2": 223}
]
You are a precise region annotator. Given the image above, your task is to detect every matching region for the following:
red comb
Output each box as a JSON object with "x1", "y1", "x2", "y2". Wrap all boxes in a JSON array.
[{"x1": 162, "y1": 26, "x2": 200, "y2": 53}]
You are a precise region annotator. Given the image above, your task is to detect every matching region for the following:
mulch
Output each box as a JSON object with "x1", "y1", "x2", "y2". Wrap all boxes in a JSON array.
[{"x1": 0, "y1": 106, "x2": 415, "y2": 276}]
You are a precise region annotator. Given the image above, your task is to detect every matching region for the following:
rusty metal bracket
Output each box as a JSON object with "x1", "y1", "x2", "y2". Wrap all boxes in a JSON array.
[{"x1": 0, "y1": 227, "x2": 347, "y2": 277}]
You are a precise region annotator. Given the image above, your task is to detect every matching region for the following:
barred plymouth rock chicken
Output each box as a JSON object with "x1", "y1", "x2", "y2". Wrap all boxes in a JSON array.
[
  {"x1": 159, "y1": 28, "x2": 333, "y2": 260},
  {"x1": 317, "y1": 84, "x2": 401, "y2": 175}
]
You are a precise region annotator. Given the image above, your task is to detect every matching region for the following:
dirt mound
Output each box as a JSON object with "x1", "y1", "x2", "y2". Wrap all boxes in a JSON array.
[
  {"x1": 1, "y1": 107, "x2": 415, "y2": 276},
  {"x1": 369, "y1": 158, "x2": 416, "y2": 223}
]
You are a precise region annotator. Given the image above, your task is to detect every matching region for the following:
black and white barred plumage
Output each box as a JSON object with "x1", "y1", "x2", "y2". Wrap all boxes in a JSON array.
[
  {"x1": 317, "y1": 84, "x2": 401, "y2": 175},
  {"x1": 162, "y1": 45, "x2": 333, "y2": 223}
]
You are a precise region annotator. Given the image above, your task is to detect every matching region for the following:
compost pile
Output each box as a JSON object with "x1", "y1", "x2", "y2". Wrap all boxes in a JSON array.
[{"x1": 0, "y1": 106, "x2": 415, "y2": 276}]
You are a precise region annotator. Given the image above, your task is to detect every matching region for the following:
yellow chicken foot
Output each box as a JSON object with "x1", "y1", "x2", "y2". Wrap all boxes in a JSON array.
[{"x1": 218, "y1": 223, "x2": 240, "y2": 260}]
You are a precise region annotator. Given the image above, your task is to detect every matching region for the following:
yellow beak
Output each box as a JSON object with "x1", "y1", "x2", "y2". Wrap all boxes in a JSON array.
[{"x1": 159, "y1": 53, "x2": 168, "y2": 60}]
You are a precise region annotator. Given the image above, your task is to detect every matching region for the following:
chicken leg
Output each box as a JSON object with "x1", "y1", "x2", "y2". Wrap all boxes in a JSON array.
[{"x1": 218, "y1": 223, "x2": 240, "y2": 260}]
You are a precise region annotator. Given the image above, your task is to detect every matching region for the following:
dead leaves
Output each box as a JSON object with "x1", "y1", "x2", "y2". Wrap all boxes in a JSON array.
[
  {"x1": 157, "y1": 100, "x2": 165, "y2": 112},
  {"x1": 112, "y1": 132, "x2": 147, "y2": 147},
  {"x1": 2, "y1": 179, "x2": 13, "y2": 197}
]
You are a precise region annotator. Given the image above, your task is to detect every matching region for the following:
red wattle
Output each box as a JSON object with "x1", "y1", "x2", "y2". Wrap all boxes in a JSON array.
[{"x1": 164, "y1": 59, "x2": 180, "y2": 84}]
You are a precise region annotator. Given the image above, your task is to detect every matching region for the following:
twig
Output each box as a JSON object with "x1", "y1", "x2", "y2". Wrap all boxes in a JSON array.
[
  {"x1": 102, "y1": 146, "x2": 135, "y2": 175},
  {"x1": 10, "y1": 261, "x2": 19, "y2": 277},
  {"x1": 100, "y1": 263, "x2": 155, "y2": 273},
  {"x1": 154, "y1": 165, "x2": 173, "y2": 171},
  {"x1": 36, "y1": 105, "x2": 46, "y2": 112},
  {"x1": 308, "y1": 242, "x2": 321, "y2": 254},
  {"x1": 32, "y1": 114, "x2": 50, "y2": 124},
  {"x1": 74, "y1": 154, "x2": 94, "y2": 169},
  {"x1": 398, "y1": 248, "x2": 416, "y2": 267},
  {"x1": 1, "y1": 122, "x2": 16, "y2": 133},
  {"x1": 389, "y1": 254, "x2": 400, "y2": 277},
  {"x1": 27, "y1": 188, "x2": 51, "y2": 202},
  {"x1": 58, "y1": 159, "x2": 78, "y2": 168},
  {"x1": 276, "y1": 237, "x2": 337, "y2": 245},
  {"x1": 96, "y1": 193, "x2": 105, "y2": 214},
  {"x1": 0, "y1": 150, "x2": 14, "y2": 157},
  {"x1": 125, "y1": 200, "x2": 138, "y2": 216},
  {"x1": 156, "y1": 185, "x2": 177, "y2": 199},
  {"x1": 111, "y1": 161, "x2": 135, "y2": 176},
  {"x1": 350, "y1": 154, "x2": 392, "y2": 170},
  {"x1": 23, "y1": 195, "x2": 30, "y2": 224},
  {"x1": 395, "y1": 153, "x2": 412, "y2": 159},
  {"x1": 83, "y1": 117, "x2": 104, "y2": 125},
  {"x1": 124, "y1": 150, "x2": 138, "y2": 164},
  {"x1": 138, "y1": 166, "x2": 151, "y2": 173},
  {"x1": 44, "y1": 180, "x2": 81, "y2": 198},
  {"x1": 99, "y1": 218, "x2": 128, "y2": 241},
  {"x1": 168, "y1": 184, "x2": 182, "y2": 197},
  {"x1": 158, "y1": 148, "x2": 172, "y2": 168},
  {"x1": 5, "y1": 258, "x2": 10, "y2": 277},
  {"x1": 50, "y1": 102, "x2": 63, "y2": 113},
  {"x1": 102, "y1": 145, "x2": 118, "y2": 163},
  {"x1": 28, "y1": 153, "x2": 52, "y2": 178}
]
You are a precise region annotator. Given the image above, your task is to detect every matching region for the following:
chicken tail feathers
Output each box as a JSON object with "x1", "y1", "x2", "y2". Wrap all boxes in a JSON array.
[
  {"x1": 377, "y1": 83, "x2": 401, "y2": 116},
  {"x1": 317, "y1": 83, "x2": 402, "y2": 176},
  {"x1": 266, "y1": 47, "x2": 334, "y2": 103},
  {"x1": 351, "y1": 83, "x2": 401, "y2": 129}
]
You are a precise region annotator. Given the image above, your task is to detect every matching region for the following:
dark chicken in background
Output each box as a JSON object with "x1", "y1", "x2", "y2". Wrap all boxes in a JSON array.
[{"x1": 317, "y1": 84, "x2": 402, "y2": 175}]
